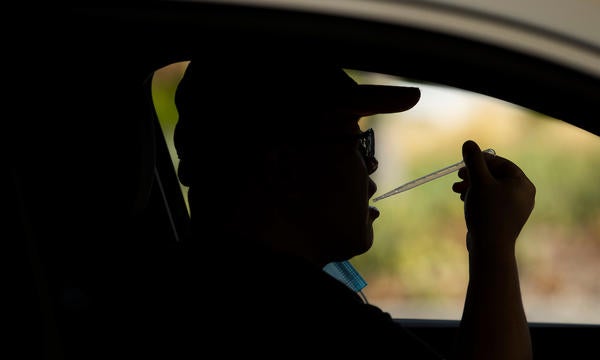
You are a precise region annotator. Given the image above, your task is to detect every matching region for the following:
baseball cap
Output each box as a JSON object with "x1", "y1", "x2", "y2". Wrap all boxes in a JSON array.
[{"x1": 173, "y1": 57, "x2": 420, "y2": 185}]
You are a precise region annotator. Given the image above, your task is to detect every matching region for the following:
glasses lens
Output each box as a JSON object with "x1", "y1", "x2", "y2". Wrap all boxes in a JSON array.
[
  {"x1": 360, "y1": 129, "x2": 377, "y2": 174},
  {"x1": 361, "y1": 129, "x2": 374, "y2": 158}
]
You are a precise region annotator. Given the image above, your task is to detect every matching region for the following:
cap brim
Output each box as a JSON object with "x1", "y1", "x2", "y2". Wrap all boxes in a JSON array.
[{"x1": 345, "y1": 85, "x2": 421, "y2": 116}]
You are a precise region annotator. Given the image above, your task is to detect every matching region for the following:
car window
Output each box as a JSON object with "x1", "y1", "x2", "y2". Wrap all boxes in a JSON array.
[{"x1": 152, "y1": 61, "x2": 599, "y2": 325}]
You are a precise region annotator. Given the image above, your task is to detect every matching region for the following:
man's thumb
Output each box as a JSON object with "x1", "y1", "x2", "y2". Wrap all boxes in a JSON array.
[{"x1": 462, "y1": 140, "x2": 490, "y2": 182}]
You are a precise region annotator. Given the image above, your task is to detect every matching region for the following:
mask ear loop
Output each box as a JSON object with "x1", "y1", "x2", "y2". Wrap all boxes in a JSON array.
[{"x1": 323, "y1": 261, "x2": 369, "y2": 303}]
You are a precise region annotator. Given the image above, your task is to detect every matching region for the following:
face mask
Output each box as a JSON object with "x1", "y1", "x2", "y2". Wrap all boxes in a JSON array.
[{"x1": 323, "y1": 260, "x2": 368, "y2": 300}]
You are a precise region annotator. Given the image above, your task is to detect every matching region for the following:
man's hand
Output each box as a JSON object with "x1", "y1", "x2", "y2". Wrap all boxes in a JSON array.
[{"x1": 452, "y1": 140, "x2": 536, "y2": 256}]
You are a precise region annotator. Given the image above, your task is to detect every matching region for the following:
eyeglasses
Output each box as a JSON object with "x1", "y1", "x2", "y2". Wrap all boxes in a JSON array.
[
  {"x1": 357, "y1": 128, "x2": 378, "y2": 174},
  {"x1": 300, "y1": 127, "x2": 377, "y2": 174}
]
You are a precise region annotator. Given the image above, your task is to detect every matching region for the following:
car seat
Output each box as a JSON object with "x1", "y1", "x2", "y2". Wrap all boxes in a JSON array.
[{"x1": 10, "y1": 59, "x2": 190, "y2": 359}]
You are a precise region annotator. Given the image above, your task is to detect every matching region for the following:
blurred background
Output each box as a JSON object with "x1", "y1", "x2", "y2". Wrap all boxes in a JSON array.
[{"x1": 152, "y1": 61, "x2": 599, "y2": 324}]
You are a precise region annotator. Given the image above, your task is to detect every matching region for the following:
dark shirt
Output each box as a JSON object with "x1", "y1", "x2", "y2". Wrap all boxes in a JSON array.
[
  {"x1": 161, "y1": 240, "x2": 447, "y2": 358},
  {"x1": 61, "y1": 236, "x2": 446, "y2": 359}
]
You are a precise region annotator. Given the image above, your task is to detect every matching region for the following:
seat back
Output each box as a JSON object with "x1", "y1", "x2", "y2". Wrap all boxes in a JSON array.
[{"x1": 12, "y1": 60, "x2": 167, "y2": 359}]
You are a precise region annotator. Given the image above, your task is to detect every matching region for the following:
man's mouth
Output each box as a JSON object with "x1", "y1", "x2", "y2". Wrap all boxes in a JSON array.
[{"x1": 369, "y1": 205, "x2": 380, "y2": 220}]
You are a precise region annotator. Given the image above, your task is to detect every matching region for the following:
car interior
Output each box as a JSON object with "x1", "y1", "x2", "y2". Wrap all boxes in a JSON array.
[{"x1": 12, "y1": 2, "x2": 599, "y2": 359}]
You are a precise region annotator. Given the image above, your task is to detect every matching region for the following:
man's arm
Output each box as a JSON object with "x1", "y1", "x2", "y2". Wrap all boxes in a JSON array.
[{"x1": 452, "y1": 140, "x2": 535, "y2": 360}]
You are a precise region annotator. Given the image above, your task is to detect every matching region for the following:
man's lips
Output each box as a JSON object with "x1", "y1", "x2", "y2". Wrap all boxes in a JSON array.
[{"x1": 369, "y1": 205, "x2": 380, "y2": 220}]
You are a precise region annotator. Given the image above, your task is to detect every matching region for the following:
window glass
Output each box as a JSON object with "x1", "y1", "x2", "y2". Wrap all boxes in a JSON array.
[{"x1": 152, "y1": 63, "x2": 600, "y2": 325}]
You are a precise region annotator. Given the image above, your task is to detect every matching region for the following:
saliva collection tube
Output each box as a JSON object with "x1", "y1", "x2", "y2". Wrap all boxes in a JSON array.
[{"x1": 373, "y1": 148, "x2": 496, "y2": 202}]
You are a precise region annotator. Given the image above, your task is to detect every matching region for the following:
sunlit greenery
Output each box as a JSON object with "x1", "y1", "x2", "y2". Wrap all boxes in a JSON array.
[{"x1": 152, "y1": 63, "x2": 600, "y2": 324}]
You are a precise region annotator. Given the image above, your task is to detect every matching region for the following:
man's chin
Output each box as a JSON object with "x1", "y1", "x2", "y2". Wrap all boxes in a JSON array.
[{"x1": 353, "y1": 233, "x2": 374, "y2": 257}]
